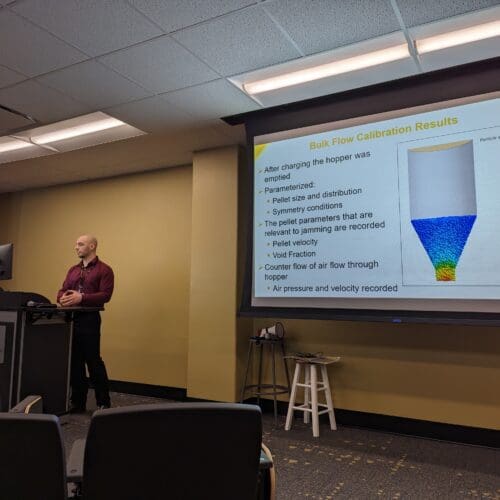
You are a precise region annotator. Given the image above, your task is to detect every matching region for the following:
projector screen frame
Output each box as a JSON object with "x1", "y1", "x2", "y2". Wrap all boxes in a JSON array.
[{"x1": 225, "y1": 57, "x2": 500, "y2": 325}]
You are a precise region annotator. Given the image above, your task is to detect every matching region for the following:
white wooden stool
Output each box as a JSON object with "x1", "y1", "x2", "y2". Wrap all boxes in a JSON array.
[{"x1": 285, "y1": 356, "x2": 340, "y2": 437}]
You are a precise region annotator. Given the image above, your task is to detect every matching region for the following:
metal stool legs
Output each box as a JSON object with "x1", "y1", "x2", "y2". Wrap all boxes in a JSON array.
[{"x1": 240, "y1": 338, "x2": 291, "y2": 426}]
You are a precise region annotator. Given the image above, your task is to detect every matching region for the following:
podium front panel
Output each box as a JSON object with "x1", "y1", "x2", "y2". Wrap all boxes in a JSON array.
[
  {"x1": 19, "y1": 313, "x2": 72, "y2": 415},
  {"x1": 0, "y1": 312, "x2": 18, "y2": 411}
]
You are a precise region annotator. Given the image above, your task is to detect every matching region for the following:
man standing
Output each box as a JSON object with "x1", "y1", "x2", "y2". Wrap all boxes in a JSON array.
[{"x1": 58, "y1": 234, "x2": 114, "y2": 413}]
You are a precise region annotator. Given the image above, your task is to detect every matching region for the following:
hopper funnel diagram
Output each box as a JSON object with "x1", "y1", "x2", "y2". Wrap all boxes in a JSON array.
[{"x1": 408, "y1": 140, "x2": 477, "y2": 281}]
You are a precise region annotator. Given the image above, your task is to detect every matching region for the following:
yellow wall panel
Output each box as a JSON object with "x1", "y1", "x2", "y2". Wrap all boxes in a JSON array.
[
  {"x1": 187, "y1": 146, "x2": 241, "y2": 401},
  {"x1": 1, "y1": 166, "x2": 192, "y2": 388},
  {"x1": 254, "y1": 318, "x2": 500, "y2": 429}
]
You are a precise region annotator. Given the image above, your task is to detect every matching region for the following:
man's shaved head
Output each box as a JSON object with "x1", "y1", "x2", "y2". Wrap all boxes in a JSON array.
[
  {"x1": 75, "y1": 234, "x2": 98, "y2": 262},
  {"x1": 81, "y1": 235, "x2": 98, "y2": 247}
]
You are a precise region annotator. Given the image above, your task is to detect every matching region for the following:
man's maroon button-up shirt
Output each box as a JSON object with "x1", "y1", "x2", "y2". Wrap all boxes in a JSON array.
[{"x1": 57, "y1": 256, "x2": 114, "y2": 307}]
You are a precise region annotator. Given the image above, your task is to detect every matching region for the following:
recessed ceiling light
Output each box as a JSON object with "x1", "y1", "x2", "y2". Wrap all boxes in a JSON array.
[
  {"x1": 30, "y1": 116, "x2": 126, "y2": 144},
  {"x1": 416, "y1": 20, "x2": 500, "y2": 54},
  {"x1": 243, "y1": 44, "x2": 410, "y2": 95},
  {"x1": 0, "y1": 112, "x2": 144, "y2": 165},
  {"x1": 0, "y1": 139, "x2": 35, "y2": 153}
]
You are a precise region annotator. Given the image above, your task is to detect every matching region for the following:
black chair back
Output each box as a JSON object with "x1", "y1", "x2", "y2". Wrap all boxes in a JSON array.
[
  {"x1": 82, "y1": 402, "x2": 262, "y2": 500},
  {"x1": 0, "y1": 413, "x2": 67, "y2": 500}
]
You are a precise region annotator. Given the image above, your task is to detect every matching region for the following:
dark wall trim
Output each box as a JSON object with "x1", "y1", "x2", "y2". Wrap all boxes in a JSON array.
[
  {"x1": 334, "y1": 408, "x2": 499, "y2": 448},
  {"x1": 250, "y1": 398, "x2": 499, "y2": 448},
  {"x1": 109, "y1": 380, "x2": 499, "y2": 448},
  {"x1": 109, "y1": 380, "x2": 187, "y2": 401}
]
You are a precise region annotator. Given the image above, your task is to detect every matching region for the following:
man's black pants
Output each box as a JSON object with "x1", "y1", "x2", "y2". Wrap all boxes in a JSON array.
[{"x1": 71, "y1": 312, "x2": 111, "y2": 408}]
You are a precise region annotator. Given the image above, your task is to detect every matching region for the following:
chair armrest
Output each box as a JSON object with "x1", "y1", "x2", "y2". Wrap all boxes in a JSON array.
[
  {"x1": 258, "y1": 443, "x2": 276, "y2": 500},
  {"x1": 67, "y1": 438, "x2": 85, "y2": 483},
  {"x1": 259, "y1": 449, "x2": 273, "y2": 470},
  {"x1": 9, "y1": 395, "x2": 43, "y2": 414}
]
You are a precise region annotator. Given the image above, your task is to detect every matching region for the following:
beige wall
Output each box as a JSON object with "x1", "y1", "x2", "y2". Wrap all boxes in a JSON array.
[
  {"x1": 1, "y1": 145, "x2": 499, "y2": 429},
  {"x1": 0, "y1": 166, "x2": 193, "y2": 388}
]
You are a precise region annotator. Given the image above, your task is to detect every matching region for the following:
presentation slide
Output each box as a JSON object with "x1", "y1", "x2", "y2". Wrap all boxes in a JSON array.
[{"x1": 253, "y1": 95, "x2": 500, "y2": 308}]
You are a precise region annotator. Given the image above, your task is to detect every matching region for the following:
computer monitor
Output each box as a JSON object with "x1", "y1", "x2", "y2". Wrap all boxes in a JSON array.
[{"x1": 0, "y1": 243, "x2": 13, "y2": 280}]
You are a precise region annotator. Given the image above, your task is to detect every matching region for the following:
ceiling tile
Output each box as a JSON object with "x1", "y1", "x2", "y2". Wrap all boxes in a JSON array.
[
  {"x1": 130, "y1": 0, "x2": 256, "y2": 33},
  {"x1": 11, "y1": 0, "x2": 163, "y2": 57},
  {"x1": 264, "y1": 0, "x2": 400, "y2": 55},
  {"x1": 395, "y1": 0, "x2": 500, "y2": 27},
  {"x1": 0, "y1": 80, "x2": 90, "y2": 124},
  {"x1": 99, "y1": 36, "x2": 218, "y2": 93},
  {"x1": 172, "y1": 6, "x2": 301, "y2": 75},
  {"x1": 105, "y1": 96, "x2": 198, "y2": 133},
  {"x1": 37, "y1": 60, "x2": 151, "y2": 109},
  {"x1": 0, "y1": 106, "x2": 34, "y2": 134},
  {"x1": 160, "y1": 79, "x2": 260, "y2": 120},
  {"x1": 0, "y1": 10, "x2": 87, "y2": 76},
  {"x1": 0, "y1": 64, "x2": 26, "y2": 88}
]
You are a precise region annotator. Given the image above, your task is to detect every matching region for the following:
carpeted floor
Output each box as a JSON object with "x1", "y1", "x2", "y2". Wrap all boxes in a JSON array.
[{"x1": 60, "y1": 392, "x2": 500, "y2": 499}]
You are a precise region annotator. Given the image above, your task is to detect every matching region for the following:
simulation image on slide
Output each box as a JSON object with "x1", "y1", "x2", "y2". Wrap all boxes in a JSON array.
[
  {"x1": 407, "y1": 140, "x2": 477, "y2": 282},
  {"x1": 252, "y1": 95, "x2": 500, "y2": 308},
  {"x1": 399, "y1": 124, "x2": 500, "y2": 289}
]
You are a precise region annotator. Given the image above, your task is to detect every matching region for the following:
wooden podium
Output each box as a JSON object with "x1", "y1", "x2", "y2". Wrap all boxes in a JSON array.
[{"x1": 0, "y1": 291, "x2": 99, "y2": 414}]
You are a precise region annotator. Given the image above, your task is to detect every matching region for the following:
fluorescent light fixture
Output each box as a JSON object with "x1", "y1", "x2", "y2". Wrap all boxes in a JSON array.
[
  {"x1": 243, "y1": 44, "x2": 410, "y2": 95},
  {"x1": 416, "y1": 20, "x2": 500, "y2": 54},
  {"x1": 0, "y1": 112, "x2": 144, "y2": 165},
  {"x1": 0, "y1": 138, "x2": 35, "y2": 153},
  {"x1": 30, "y1": 116, "x2": 125, "y2": 144}
]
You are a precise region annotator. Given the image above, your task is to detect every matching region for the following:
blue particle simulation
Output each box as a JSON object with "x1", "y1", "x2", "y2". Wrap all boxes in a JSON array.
[{"x1": 411, "y1": 215, "x2": 476, "y2": 280}]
